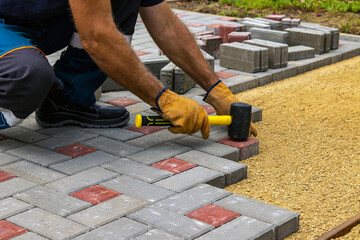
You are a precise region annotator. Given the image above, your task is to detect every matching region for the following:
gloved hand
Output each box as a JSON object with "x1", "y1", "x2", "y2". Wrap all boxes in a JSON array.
[
  {"x1": 204, "y1": 81, "x2": 258, "y2": 137},
  {"x1": 155, "y1": 89, "x2": 210, "y2": 139}
]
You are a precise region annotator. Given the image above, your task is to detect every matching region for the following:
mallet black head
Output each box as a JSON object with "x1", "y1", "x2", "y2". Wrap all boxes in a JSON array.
[{"x1": 228, "y1": 102, "x2": 252, "y2": 141}]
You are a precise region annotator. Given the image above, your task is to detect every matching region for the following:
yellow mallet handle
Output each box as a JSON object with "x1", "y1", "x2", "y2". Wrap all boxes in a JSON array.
[{"x1": 135, "y1": 114, "x2": 232, "y2": 128}]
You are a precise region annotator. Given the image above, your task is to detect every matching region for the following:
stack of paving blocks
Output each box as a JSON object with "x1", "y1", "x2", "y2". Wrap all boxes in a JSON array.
[
  {"x1": 298, "y1": 22, "x2": 340, "y2": 50},
  {"x1": 281, "y1": 18, "x2": 301, "y2": 30},
  {"x1": 220, "y1": 43, "x2": 268, "y2": 73},
  {"x1": 244, "y1": 39, "x2": 288, "y2": 68},
  {"x1": 285, "y1": 28, "x2": 327, "y2": 54}
]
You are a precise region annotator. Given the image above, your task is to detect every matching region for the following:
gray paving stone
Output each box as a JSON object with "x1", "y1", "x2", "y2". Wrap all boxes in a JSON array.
[
  {"x1": 15, "y1": 186, "x2": 91, "y2": 217},
  {"x1": 45, "y1": 167, "x2": 118, "y2": 194},
  {"x1": 126, "y1": 130, "x2": 186, "y2": 149},
  {"x1": 160, "y1": 62, "x2": 176, "y2": 90},
  {"x1": 11, "y1": 232, "x2": 48, "y2": 240},
  {"x1": 194, "y1": 125, "x2": 228, "y2": 141},
  {"x1": 0, "y1": 197, "x2": 32, "y2": 219},
  {"x1": 176, "y1": 150, "x2": 247, "y2": 185},
  {"x1": 83, "y1": 136, "x2": 144, "y2": 157},
  {"x1": 156, "y1": 184, "x2": 231, "y2": 215},
  {"x1": 134, "y1": 229, "x2": 183, "y2": 240},
  {"x1": 252, "y1": 106, "x2": 263, "y2": 123},
  {"x1": 36, "y1": 132, "x2": 97, "y2": 150},
  {"x1": 175, "y1": 136, "x2": 239, "y2": 161},
  {"x1": 102, "y1": 158, "x2": 172, "y2": 183},
  {"x1": 101, "y1": 175, "x2": 175, "y2": 203},
  {"x1": 126, "y1": 102, "x2": 152, "y2": 115},
  {"x1": 308, "y1": 54, "x2": 333, "y2": 71},
  {"x1": 241, "y1": 20, "x2": 271, "y2": 31},
  {"x1": 143, "y1": 55, "x2": 171, "y2": 79},
  {"x1": 0, "y1": 139, "x2": 25, "y2": 152},
  {"x1": 337, "y1": 40, "x2": 360, "y2": 60},
  {"x1": 0, "y1": 161, "x2": 65, "y2": 185},
  {"x1": 0, "y1": 127, "x2": 49, "y2": 143},
  {"x1": 74, "y1": 217, "x2": 151, "y2": 240},
  {"x1": 8, "y1": 208, "x2": 89, "y2": 240},
  {"x1": 68, "y1": 195, "x2": 149, "y2": 228},
  {"x1": 215, "y1": 194, "x2": 300, "y2": 239},
  {"x1": 269, "y1": 63, "x2": 298, "y2": 82},
  {"x1": 0, "y1": 153, "x2": 20, "y2": 167},
  {"x1": 299, "y1": 23, "x2": 340, "y2": 50},
  {"x1": 37, "y1": 126, "x2": 83, "y2": 136},
  {"x1": 254, "y1": 72, "x2": 273, "y2": 86},
  {"x1": 154, "y1": 166, "x2": 225, "y2": 192},
  {"x1": 5, "y1": 145, "x2": 71, "y2": 167},
  {"x1": 225, "y1": 75, "x2": 259, "y2": 94},
  {"x1": 127, "y1": 142, "x2": 191, "y2": 165},
  {"x1": 196, "y1": 215, "x2": 276, "y2": 240},
  {"x1": 174, "y1": 67, "x2": 196, "y2": 94},
  {"x1": 128, "y1": 205, "x2": 214, "y2": 239},
  {"x1": 50, "y1": 151, "x2": 118, "y2": 175},
  {"x1": 288, "y1": 45, "x2": 315, "y2": 61},
  {"x1": 0, "y1": 178, "x2": 37, "y2": 200}
]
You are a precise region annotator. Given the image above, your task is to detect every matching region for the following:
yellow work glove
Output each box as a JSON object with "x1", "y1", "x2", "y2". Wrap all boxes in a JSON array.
[
  {"x1": 155, "y1": 89, "x2": 210, "y2": 139},
  {"x1": 204, "y1": 81, "x2": 258, "y2": 137}
]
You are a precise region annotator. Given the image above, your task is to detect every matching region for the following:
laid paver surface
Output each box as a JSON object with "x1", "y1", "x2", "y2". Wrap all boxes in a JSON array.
[{"x1": 1, "y1": 8, "x2": 360, "y2": 240}]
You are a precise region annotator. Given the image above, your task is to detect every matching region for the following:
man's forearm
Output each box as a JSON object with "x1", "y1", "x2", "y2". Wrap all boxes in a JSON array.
[
  {"x1": 69, "y1": 0, "x2": 164, "y2": 108},
  {"x1": 140, "y1": 4, "x2": 219, "y2": 91}
]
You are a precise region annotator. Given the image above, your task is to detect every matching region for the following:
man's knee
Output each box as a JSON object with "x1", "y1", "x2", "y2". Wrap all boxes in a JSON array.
[{"x1": 0, "y1": 48, "x2": 60, "y2": 119}]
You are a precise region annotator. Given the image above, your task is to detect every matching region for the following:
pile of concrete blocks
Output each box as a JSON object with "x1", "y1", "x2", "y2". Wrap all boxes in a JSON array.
[
  {"x1": 160, "y1": 51, "x2": 214, "y2": 94},
  {"x1": 239, "y1": 18, "x2": 271, "y2": 31},
  {"x1": 244, "y1": 39, "x2": 288, "y2": 68},
  {"x1": 281, "y1": 18, "x2": 301, "y2": 30},
  {"x1": 298, "y1": 22, "x2": 340, "y2": 50},
  {"x1": 285, "y1": 28, "x2": 328, "y2": 54},
  {"x1": 220, "y1": 43, "x2": 268, "y2": 73}
]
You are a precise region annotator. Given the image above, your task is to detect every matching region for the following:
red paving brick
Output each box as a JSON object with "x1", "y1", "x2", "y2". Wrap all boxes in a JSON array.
[
  {"x1": 201, "y1": 105, "x2": 216, "y2": 115},
  {"x1": 216, "y1": 72, "x2": 238, "y2": 79},
  {"x1": 54, "y1": 143, "x2": 97, "y2": 158},
  {"x1": 187, "y1": 204, "x2": 240, "y2": 227},
  {"x1": 126, "y1": 126, "x2": 165, "y2": 135},
  {"x1": 187, "y1": 23, "x2": 204, "y2": 28},
  {"x1": 218, "y1": 137, "x2": 259, "y2": 160},
  {"x1": 135, "y1": 51, "x2": 151, "y2": 56},
  {"x1": 70, "y1": 185, "x2": 121, "y2": 205},
  {"x1": 0, "y1": 220, "x2": 28, "y2": 240},
  {"x1": 176, "y1": 14, "x2": 187, "y2": 18},
  {"x1": 106, "y1": 97, "x2": 141, "y2": 107},
  {"x1": 216, "y1": 17, "x2": 238, "y2": 22},
  {"x1": 0, "y1": 170, "x2": 16, "y2": 183},
  {"x1": 151, "y1": 158, "x2": 197, "y2": 174}
]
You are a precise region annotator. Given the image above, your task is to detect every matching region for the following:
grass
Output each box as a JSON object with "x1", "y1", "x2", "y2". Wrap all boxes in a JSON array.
[{"x1": 214, "y1": 0, "x2": 360, "y2": 13}]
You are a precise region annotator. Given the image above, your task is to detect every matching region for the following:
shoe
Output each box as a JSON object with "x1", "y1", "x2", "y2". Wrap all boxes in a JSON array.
[{"x1": 35, "y1": 93, "x2": 129, "y2": 128}]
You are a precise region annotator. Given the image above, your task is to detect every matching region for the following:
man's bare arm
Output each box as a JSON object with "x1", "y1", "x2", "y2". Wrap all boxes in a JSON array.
[
  {"x1": 139, "y1": 2, "x2": 219, "y2": 91},
  {"x1": 68, "y1": 0, "x2": 164, "y2": 108}
]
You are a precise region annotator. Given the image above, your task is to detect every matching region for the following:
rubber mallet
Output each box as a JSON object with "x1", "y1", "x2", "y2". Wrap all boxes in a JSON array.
[{"x1": 135, "y1": 102, "x2": 252, "y2": 141}]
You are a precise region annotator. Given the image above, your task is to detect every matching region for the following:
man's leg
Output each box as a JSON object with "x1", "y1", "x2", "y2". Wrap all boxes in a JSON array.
[
  {"x1": 0, "y1": 21, "x2": 60, "y2": 129},
  {"x1": 35, "y1": 16, "x2": 130, "y2": 128}
]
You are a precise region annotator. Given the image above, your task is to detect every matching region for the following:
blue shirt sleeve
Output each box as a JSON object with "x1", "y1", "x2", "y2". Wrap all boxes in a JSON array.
[{"x1": 140, "y1": 0, "x2": 164, "y2": 7}]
